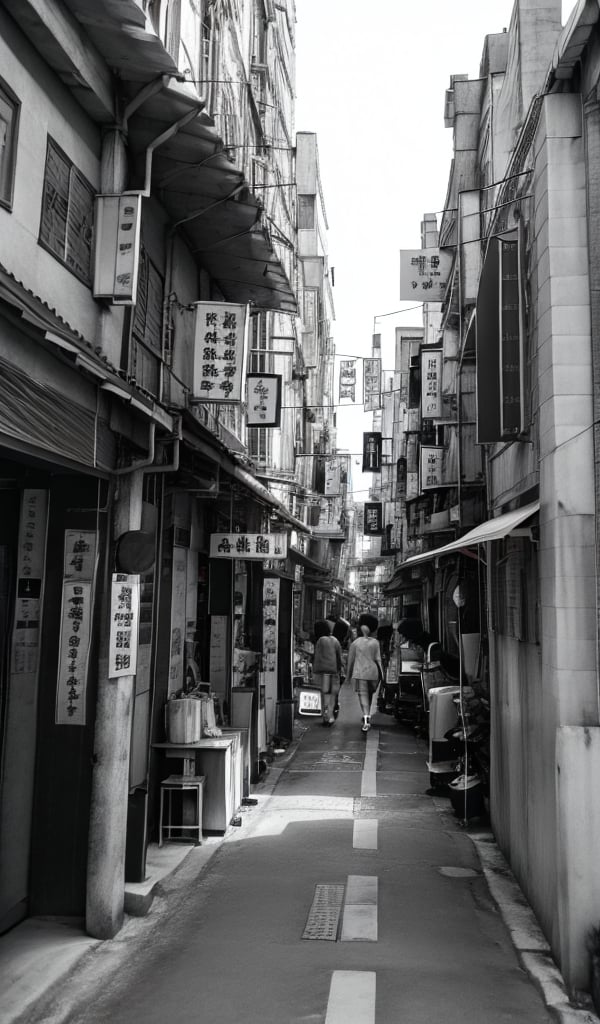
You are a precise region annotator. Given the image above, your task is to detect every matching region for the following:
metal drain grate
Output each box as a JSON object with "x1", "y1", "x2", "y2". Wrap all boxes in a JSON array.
[{"x1": 302, "y1": 884, "x2": 345, "y2": 940}]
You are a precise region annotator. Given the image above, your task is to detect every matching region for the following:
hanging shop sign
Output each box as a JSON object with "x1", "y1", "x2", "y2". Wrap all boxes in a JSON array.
[
  {"x1": 11, "y1": 489, "x2": 49, "y2": 677},
  {"x1": 93, "y1": 194, "x2": 142, "y2": 305},
  {"x1": 108, "y1": 573, "x2": 140, "y2": 678},
  {"x1": 246, "y1": 373, "x2": 282, "y2": 427},
  {"x1": 399, "y1": 248, "x2": 452, "y2": 301},
  {"x1": 339, "y1": 359, "x2": 356, "y2": 402},
  {"x1": 421, "y1": 348, "x2": 443, "y2": 418},
  {"x1": 420, "y1": 445, "x2": 449, "y2": 490},
  {"x1": 192, "y1": 301, "x2": 248, "y2": 403},
  {"x1": 209, "y1": 533, "x2": 288, "y2": 560},
  {"x1": 324, "y1": 458, "x2": 342, "y2": 496},
  {"x1": 364, "y1": 356, "x2": 382, "y2": 412},
  {"x1": 362, "y1": 432, "x2": 382, "y2": 472},
  {"x1": 56, "y1": 530, "x2": 98, "y2": 725},
  {"x1": 364, "y1": 502, "x2": 384, "y2": 535}
]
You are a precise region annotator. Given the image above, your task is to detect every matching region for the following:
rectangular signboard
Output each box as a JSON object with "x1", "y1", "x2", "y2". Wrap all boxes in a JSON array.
[{"x1": 210, "y1": 533, "x2": 288, "y2": 560}]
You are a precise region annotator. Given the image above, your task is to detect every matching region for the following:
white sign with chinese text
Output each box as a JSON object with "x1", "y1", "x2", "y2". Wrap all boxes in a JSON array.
[
  {"x1": 364, "y1": 357, "x2": 382, "y2": 412},
  {"x1": 210, "y1": 533, "x2": 288, "y2": 560},
  {"x1": 63, "y1": 530, "x2": 98, "y2": 581},
  {"x1": 324, "y1": 458, "x2": 342, "y2": 496},
  {"x1": 246, "y1": 373, "x2": 282, "y2": 427},
  {"x1": 55, "y1": 581, "x2": 93, "y2": 725},
  {"x1": 108, "y1": 573, "x2": 140, "y2": 677},
  {"x1": 193, "y1": 301, "x2": 248, "y2": 403},
  {"x1": 421, "y1": 349, "x2": 443, "y2": 418},
  {"x1": 420, "y1": 446, "x2": 446, "y2": 490},
  {"x1": 339, "y1": 359, "x2": 356, "y2": 402},
  {"x1": 399, "y1": 249, "x2": 452, "y2": 301}
]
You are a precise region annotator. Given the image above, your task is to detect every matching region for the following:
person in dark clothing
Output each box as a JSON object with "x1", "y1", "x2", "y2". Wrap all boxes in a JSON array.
[{"x1": 312, "y1": 619, "x2": 343, "y2": 725}]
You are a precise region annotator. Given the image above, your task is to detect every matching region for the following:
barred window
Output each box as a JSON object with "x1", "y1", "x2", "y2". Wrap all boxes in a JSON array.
[
  {"x1": 39, "y1": 137, "x2": 94, "y2": 285},
  {"x1": 0, "y1": 80, "x2": 19, "y2": 209},
  {"x1": 131, "y1": 244, "x2": 164, "y2": 397}
]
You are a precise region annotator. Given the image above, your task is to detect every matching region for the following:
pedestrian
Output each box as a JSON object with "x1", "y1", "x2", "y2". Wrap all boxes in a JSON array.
[
  {"x1": 346, "y1": 612, "x2": 384, "y2": 732},
  {"x1": 312, "y1": 619, "x2": 343, "y2": 726}
]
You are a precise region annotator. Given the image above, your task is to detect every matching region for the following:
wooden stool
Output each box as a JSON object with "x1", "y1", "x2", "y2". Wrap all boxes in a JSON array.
[{"x1": 159, "y1": 775, "x2": 205, "y2": 847}]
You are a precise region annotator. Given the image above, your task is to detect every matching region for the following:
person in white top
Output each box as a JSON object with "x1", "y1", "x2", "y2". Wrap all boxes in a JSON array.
[{"x1": 346, "y1": 613, "x2": 384, "y2": 732}]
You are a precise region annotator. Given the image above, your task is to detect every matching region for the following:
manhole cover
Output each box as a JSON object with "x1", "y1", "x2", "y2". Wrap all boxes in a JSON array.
[
  {"x1": 439, "y1": 866, "x2": 479, "y2": 878},
  {"x1": 302, "y1": 884, "x2": 345, "y2": 940}
]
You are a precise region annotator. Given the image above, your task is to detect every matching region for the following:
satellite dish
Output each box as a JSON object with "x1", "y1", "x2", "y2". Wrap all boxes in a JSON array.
[{"x1": 116, "y1": 530, "x2": 155, "y2": 573}]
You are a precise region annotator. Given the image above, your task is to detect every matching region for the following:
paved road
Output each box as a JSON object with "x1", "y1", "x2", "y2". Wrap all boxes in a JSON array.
[{"x1": 48, "y1": 697, "x2": 552, "y2": 1024}]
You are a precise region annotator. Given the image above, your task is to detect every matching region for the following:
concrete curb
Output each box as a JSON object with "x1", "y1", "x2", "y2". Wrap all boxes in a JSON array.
[{"x1": 468, "y1": 831, "x2": 599, "y2": 1024}]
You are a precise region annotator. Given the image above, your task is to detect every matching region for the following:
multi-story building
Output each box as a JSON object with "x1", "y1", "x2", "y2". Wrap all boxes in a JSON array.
[
  {"x1": 384, "y1": 0, "x2": 600, "y2": 997},
  {"x1": 0, "y1": 0, "x2": 338, "y2": 943}
]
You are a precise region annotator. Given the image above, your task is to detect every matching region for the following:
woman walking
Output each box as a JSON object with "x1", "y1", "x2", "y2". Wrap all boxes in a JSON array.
[
  {"x1": 346, "y1": 613, "x2": 384, "y2": 732},
  {"x1": 312, "y1": 619, "x2": 343, "y2": 726}
]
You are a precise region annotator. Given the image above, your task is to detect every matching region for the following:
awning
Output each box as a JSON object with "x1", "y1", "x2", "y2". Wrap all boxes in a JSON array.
[
  {"x1": 289, "y1": 547, "x2": 330, "y2": 574},
  {"x1": 393, "y1": 500, "x2": 540, "y2": 571},
  {"x1": 5, "y1": 1, "x2": 296, "y2": 313}
]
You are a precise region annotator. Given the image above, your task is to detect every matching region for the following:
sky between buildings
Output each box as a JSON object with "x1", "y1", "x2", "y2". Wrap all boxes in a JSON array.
[{"x1": 294, "y1": 0, "x2": 576, "y2": 500}]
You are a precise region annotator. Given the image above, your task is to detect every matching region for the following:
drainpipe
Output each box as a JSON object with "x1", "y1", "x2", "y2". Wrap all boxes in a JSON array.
[{"x1": 583, "y1": 93, "x2": 600, "y2": 722}]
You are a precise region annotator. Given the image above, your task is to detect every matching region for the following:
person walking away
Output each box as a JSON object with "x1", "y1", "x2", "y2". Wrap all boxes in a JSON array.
[
  {"x1": 346, "y1": 613, "x2": 384, "y2": 732},
  {"x1": 312, "y1": 619, "x2": 343, "y2": 726}
]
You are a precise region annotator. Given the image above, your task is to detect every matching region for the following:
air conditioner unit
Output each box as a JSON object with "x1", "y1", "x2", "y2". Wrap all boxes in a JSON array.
[{"x1": 93, "y1": 194, "x2": 142, "y2": 305}]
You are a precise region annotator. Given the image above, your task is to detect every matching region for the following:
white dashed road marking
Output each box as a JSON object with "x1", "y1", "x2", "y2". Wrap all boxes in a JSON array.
[
  {"x1": 325, "y1": 971, "x2": 376, "y2": 1024},
  {"x1": 340, "y1": 875, "x2": 378, "y2": 941},
  {"x1": 353, "y1": 818, "x2": 378, "y2": 849},
  {"x1": 361, "y1": 727, "x2": 378, "y2": 796}
]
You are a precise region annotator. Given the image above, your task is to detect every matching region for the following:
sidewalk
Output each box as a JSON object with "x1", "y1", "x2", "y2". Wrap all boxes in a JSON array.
[{"x1": 0, "y1": 713, "x2": 597, "y2": 1024}]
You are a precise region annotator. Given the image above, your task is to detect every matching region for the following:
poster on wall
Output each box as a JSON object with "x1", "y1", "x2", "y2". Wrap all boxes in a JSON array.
[
  {"x1": 107, "y1": 573, "x2": 140, "y2": 678},
  {"x1": 11, "y1": 489, "x2": 49, "y2": 677},
  {"x1": 246, "y1": 373, "x2": 282, "y2": 427},
  {"x1": 262, "y1": 576, "x2": 280, "y2": 685},
  {"x1": 209, "y1": 614, "x2": 229, "y2": 701},
  {"x1": 55, "y1": 530, "x2": 98, "y2": 725},
  {"x1": 192, "y1": 301, "x2": 248, "y2": 403}
]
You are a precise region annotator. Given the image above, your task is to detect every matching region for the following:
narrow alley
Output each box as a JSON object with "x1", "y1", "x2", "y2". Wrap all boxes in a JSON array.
[{"x1": 16, "y1": 699, "x2": 556, "y2": 1024}]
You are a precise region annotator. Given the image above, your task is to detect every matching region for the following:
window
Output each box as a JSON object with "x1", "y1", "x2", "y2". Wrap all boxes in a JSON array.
[
  {"x1": 0, "y1": 81, "x2": 19, "y2": 209},
  {"x1": 38, "y1": 137, "x2": 95, "y2": 285},
  {"x1": 490, "y1": 536, "x2": 538, "y2": 642},
  {"x1": 131, "y1": 244, "x2": 164, "y2": 398},
  {"x1": 297, "y1": 194, "x2": 315, "y2": 229}
]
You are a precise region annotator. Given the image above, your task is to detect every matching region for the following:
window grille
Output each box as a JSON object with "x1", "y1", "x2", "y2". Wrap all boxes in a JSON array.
[{"x1": 39, "y1": 137, "x2": 95, "y2": 285}]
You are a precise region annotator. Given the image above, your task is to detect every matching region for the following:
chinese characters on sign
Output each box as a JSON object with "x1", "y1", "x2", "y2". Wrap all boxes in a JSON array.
[
  {"x1": 11, "y1": 489, "x2": 49, "y2": 676},
  {"x1": 92, "y1": 194, "x2": 142, "y2": 304},
  {"x1": 363, "y1": 357, "x2": 382, "y2": 412},
  {"x1": 339, "y1": 359, "x2": 356, "y2": 402},
  {"x1": 56, "y1": 530, "x2": 98, "y2": 725},
  {"x1": 362, "y1": 432, "x2": 382, "y2": 473},
  {"x1": 420, "y1": 446, "x2": 445, "y2": 490},
  {"x1": 421, "y1": 348, "x2": 443, "y2": 418},
  {"x1": 363, "y1": 502, "x2": 383, "y2": 535},
  {"x1": 262, "y1": 577, "x2": 280, "y2": 683},
  {"x1": 108, "y1": 574, "x2": 140, "y2": 678},
  {"x1": 193, "y1": 301, "x2": 248, "y2": 403},
  {"x1": 324, "y1": 458, "x2": 342, "y2": 496},
  {"x1": 209, "y1": 533, "x2": 288, "y2": 560},
  {"x1": 246, "y1": 373, "x2": 282, "y2": 427},
  {"x1": 399, "y1": 248, "x2": 452, "y2": 301}
]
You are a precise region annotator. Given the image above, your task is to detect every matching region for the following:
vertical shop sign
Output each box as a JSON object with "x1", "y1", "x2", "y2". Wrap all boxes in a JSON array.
[
  {"x1": 246, "y1": 373, "x2": 282, "y2": 427},
  {"x1": 364, "y1": 502, "x2": 384, "y2": 535},
  {"x1": 499, "y1": 233, "x2": 524, "y2": 437},
  {"x1": 420, "y1": 446, "x2": 446, "y2": 489},
  {"x1": 108, "y1": 573, "x2": 140, "y2": 678},
  {"x1": 11, "y1": 489, "x2": 49, "y2": 676},
  {"x1": 262, "y1": 576, "x2": 280, "y2": 698},
  {"x1": 209, "y1": 614, "x2": 228, "y2": 701},
  {"x1": 339, "y1": 359, "x2": 356, "y2": 402},
  {"x1": 421, "y1": 348, "x2": 443, "y2": 417},
  {"x1": 324, "y1": 458, "x2": 341, "y2": 496},
  {"x1": 364, "y1": 356, "x2": 382, "y2": 411},
  {"x1": 55, "y1": 530, "x2": 98, "y2": 725},
  {"x1": 192, "y1": 301, "x2": 248, "y2": 403},
  {"x1": 362, "y1": 432, "x2": 382, "y2": 472}
]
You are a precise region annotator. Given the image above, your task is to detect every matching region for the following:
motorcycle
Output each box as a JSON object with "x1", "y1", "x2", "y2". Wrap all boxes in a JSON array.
[{"x1": 443, "y1": 690, "x2": 490, "y2": 818}]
